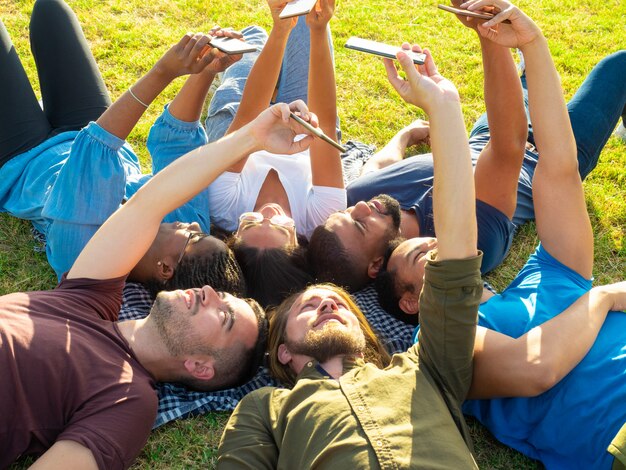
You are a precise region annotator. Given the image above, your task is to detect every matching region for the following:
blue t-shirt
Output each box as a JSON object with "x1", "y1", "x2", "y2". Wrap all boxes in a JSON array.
[
  {"x1": 0, "y1": 105, "x2": 210, "y2": 278},
  {"x1": 415, "y1": 245, "x2": 625, "y2": 469},
  {"x1": 346, "y1": 141, "x2": 516, "y2": 273}
]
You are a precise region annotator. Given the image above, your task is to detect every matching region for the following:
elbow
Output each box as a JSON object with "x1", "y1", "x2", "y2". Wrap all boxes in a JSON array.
[{"x1": 521, "y1": 363, "x2": 561, "y2": 397}]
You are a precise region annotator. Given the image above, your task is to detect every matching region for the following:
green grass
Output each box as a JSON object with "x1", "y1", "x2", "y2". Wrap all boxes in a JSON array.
[{"x1": 3, "y1": 0, "x2": 625, "y2": 468}]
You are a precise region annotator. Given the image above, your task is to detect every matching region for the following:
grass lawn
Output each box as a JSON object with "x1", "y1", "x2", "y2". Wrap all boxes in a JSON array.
[{"x1": 2, "y1": 0, "x2": 625, "y2": 468}]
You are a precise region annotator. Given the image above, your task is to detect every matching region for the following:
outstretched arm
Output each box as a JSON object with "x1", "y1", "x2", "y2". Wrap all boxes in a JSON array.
[
  {"x1": 469, "y1": 282, "x2": 626, "y2": 398},
  {"x1": 386, "y1": 47, "x2": 481, "y2": 403},
  {"x1": 96, "y1": 33, "x2": 220, "y2": 140},
  {"x1": 222, "y1": 0, "x2": 297, "y2": 173},
  {"x1": 385, "y1": 48, "x2": 476, "y2": 260},
  {"x1": 68, "y1": 101, "x2": 316, "y2": 280},
  {"x1": 305, "y1": 0, "x2": 343, "y2": 188},
  {"x1": 168, "y1": 28, "x2": 244, "y2": 122},
  {"x1": 462, "y1": 0, "x2": 593, "y2": 278}
]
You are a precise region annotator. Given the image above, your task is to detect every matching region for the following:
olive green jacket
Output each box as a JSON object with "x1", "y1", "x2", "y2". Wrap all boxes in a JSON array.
[{"x1": 218, "y1": 253, "x2": 483, "y2": 469}]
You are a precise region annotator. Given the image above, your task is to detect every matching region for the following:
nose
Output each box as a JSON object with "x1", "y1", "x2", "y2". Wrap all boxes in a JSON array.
[
  {"x1": 201, "y1": 285, "x2": 216, "y2": 306},
  {"x1": 350, "y1": 201, "x2": 371, "y2": 219},
  {"x1": 318, "y1": 297, "x2": 338, "y2": 313}
]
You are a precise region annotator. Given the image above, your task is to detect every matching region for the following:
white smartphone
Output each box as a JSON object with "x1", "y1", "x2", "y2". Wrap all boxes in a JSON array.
[
  {"x1": 344, "y1": 37, "x2": 426, "y2": 65},
  {"x1": 289, "y1": 112, "x2": 347, "y2": 153},
  {"x1": 279, "y1": 0, "x2": 318, "y2": 19},
  {"x1": 209, "y1": 37, "x2": 257, "y2": 55}
]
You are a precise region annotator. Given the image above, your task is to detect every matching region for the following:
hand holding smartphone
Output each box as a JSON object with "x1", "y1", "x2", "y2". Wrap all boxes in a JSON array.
[
  {"x1": 437, "y1": 4, "x2": 512, "y2": 24},
  {"x1": 209, "y1": 37, "x2": 257, "y2": 55},
  {"x1": 345, "y1": 37, "x2": 426, "y2": 65},
  {"x1": 279, "y1": 0, "x2": 318, "y2": 19},
  {"x1": 289, "y1": 112, "x2": 346, "y2": 153}
]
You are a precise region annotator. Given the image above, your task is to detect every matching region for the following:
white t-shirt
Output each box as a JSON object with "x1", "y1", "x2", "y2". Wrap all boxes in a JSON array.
[{"x1": 208, "y1": 148, "x2": 346, "y2": 239}]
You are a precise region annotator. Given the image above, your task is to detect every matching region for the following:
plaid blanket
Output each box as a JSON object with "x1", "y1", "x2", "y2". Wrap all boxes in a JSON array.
[{"x1": 119, "y1": 282, "x2": 416, "y2": 428}]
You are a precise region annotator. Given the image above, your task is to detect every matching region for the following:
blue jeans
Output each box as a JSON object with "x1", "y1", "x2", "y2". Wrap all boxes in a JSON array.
[
  {"x1": 205, "y1": 16, "x2": 335, "y2": 142},
  {"x1": 469, "y1": 50, "x2": 626, "y2": 225}
]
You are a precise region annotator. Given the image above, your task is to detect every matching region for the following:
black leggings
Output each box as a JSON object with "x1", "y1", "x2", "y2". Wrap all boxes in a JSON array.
[{"x1": 0, "y1": 0, "x2": 110, "y2": 167}]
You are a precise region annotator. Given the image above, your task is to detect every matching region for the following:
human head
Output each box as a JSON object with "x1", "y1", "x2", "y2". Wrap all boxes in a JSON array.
[
  {"x1": 149, "y1": 285, "x2": 267, "y2": 391},
  {"x1": 268, "y1": 283, "x2": 391, "y2": 386},
  {"x1": 141, "y1": 222, "x2": 246, "y2": 298},
  {"x1": 234, "y1": 204, "x2": 298, "y2": 249},
  {"x1": 375, "y1": 237, "x2": 438, "y2": 324},
  {"x1": 308, "y1": 195, "x2": 401, "y2": 291},
  {"x1": 228, "y1": 236, "x2": 313, "y2": 309}
]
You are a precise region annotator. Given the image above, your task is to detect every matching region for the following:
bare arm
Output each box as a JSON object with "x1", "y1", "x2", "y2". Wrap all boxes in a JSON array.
[
  {"x1": 223, "y1": 1, "x2": 296, "y2": 173},
  {"x1": 306, "y1": 0, "x2": 343, "y2": 188},
  {"x1": 469, "y1": 282, "x2": 626, "y2": 398},
  {"x1": 30, "y1": 441, "x2": 97, "y2": 470},
  {"x1": 464, "y1": 0, "x2": 593, "y2": 278},
  {"x1": 385, "y1": 48, "x2": 477, "y2": 260},
  {"x1": 68, "y1": 101, "x2": 315, "y2": 280},
  {"x1": 96, "y1": 33, "x2": 217, "y2": 140},
  {"x1": 168, "y1": 28, "x2": 244, "y2": 122}
]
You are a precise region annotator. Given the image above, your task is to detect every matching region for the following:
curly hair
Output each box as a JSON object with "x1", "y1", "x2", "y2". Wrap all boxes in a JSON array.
[{"x1": 267, "y1": 283, "x2": 391, "y2": 387}]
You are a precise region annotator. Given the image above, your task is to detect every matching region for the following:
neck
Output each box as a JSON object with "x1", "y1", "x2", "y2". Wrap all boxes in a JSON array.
[
  {"x1": 117, "y1": 318, "x2": 181, "y2": 381},
  {"x1": 400, "y1": 208, "x2": 420, "y2": 238},
  {"x1": 318, "y1": 356, "x2": 350, "y2": 379}
]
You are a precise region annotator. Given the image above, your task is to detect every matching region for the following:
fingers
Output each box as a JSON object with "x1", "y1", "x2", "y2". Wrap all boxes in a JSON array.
[
  {"x1": 289, "y1": 100, "x2": 318, "y2": 127},
  {"x1": 395, "y1": 49, "x2": 422, "y2": 88},
  {"x1": 383, "y1": 57, "x2": 404, "y2": 90}
]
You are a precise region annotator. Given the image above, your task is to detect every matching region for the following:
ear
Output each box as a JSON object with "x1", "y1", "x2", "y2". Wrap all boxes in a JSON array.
[
  {"x1": 367, "y1": 256, "x2": 384, "y2": 279},
  {"x1": 399, "y1": 292, "x2": 420, "y2": 315},
  {"x1": 184, "y1": 358, "x2": 215, "y2": 381},
  {"x1": 157, "y1": 256, "x2": 176, "y2": 282},
  {"x1": 277, "y1": 344, "x2": 292, "y2": 366}
]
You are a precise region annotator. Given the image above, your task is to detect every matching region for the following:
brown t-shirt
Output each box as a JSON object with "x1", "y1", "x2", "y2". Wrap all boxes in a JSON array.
[{"x1": 0, "y1": 276, "x2": 157, "y2": 470}]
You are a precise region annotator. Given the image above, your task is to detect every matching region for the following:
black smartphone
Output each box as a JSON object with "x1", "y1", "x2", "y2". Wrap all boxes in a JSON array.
[
  {"x1": 344, "y1": 37, "x2": 426, "y2": 65},
  {"x1": 209, "y1": 37, "x2": 257, "y2": 55},
  {"x1": 289, "y1": 112, "x2": 347, "y2": 153},
  {"x1": 437, "y1": 4, "x2": 511, "y2": 24}
]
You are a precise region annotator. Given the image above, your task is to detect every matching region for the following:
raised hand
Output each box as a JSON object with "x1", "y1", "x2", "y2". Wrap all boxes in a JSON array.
[
  {"x1": 383, "y1": 45, "x2": 460, "y2": 113},
  {"x1": 155, "y1": 33, "x2": 218, "y2": 80},
  {"x1": 203, "y1": 27, "x2": 245, "y2": 74},
  {"x1": 306, "y1": 0, "x2": 334, "y2": 31},
  {"x1": 268, "y1": 0, "x2": 298, "y2": 33},
  {"x1": 248, "y1": 100, "x2": 317, "y2": 155},
  {"x1": 460, "y1": 0, "x2": 542, "y2": 48}
]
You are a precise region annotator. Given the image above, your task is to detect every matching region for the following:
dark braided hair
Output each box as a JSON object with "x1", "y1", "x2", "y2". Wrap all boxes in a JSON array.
[{"x1": 145, "y1": 248, "x2": 246, "y2": 298}]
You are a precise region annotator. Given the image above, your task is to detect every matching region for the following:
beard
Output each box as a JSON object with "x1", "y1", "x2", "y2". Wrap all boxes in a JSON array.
[
  {"x1": 285, "y1": 322, "x2": 366, "y2": 364},
  {"x1": 374, "y1": 194, "x2": 401, "y2": 235},
  {"x1": 150, "y1": 293, "x2": 212, "y2": 357}
]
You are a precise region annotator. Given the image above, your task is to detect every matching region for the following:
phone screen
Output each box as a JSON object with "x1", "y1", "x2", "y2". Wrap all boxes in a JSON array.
[
  {"x1": 279, "y1": 0, "x2": 318, "y2": 19},
  {"x1": 209, "y1": 37, "x2": 257, "y2": 55},
  {"x1": 345, "y1": 37, "x2": 426, "y2": 65}
]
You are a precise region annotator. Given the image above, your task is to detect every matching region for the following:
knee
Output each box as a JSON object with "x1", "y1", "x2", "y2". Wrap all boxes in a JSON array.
[{"x1": 597, "y1": 50, "x2": 626, "y2": 75}]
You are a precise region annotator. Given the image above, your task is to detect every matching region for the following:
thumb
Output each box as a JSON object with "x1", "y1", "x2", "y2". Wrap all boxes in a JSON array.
[{"x1": 396, "y1": 51, "x2": 422, "y2": 91}]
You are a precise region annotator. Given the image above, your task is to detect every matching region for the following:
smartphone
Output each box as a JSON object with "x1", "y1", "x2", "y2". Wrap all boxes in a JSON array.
[
  {"x1": 279, "y1": 0, "x2": 318, "y2": 19},
  {"x1": 344, "y1": 37, "x2": 426, "y2": 65},
  {"x1": 289, "y1": 112, "x2": 347, "y2": 153},
  {"x1": 437, "y1": 4, "x2": 511, "y2": 24},
  {"x1": 209, "y1": 37, "x2": 257, "y2": 55}
]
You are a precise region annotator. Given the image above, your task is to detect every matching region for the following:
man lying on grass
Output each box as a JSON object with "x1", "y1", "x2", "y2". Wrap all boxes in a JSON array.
[{"x1": 0, "y1": 76, "x2": 318, "y2": 470}]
